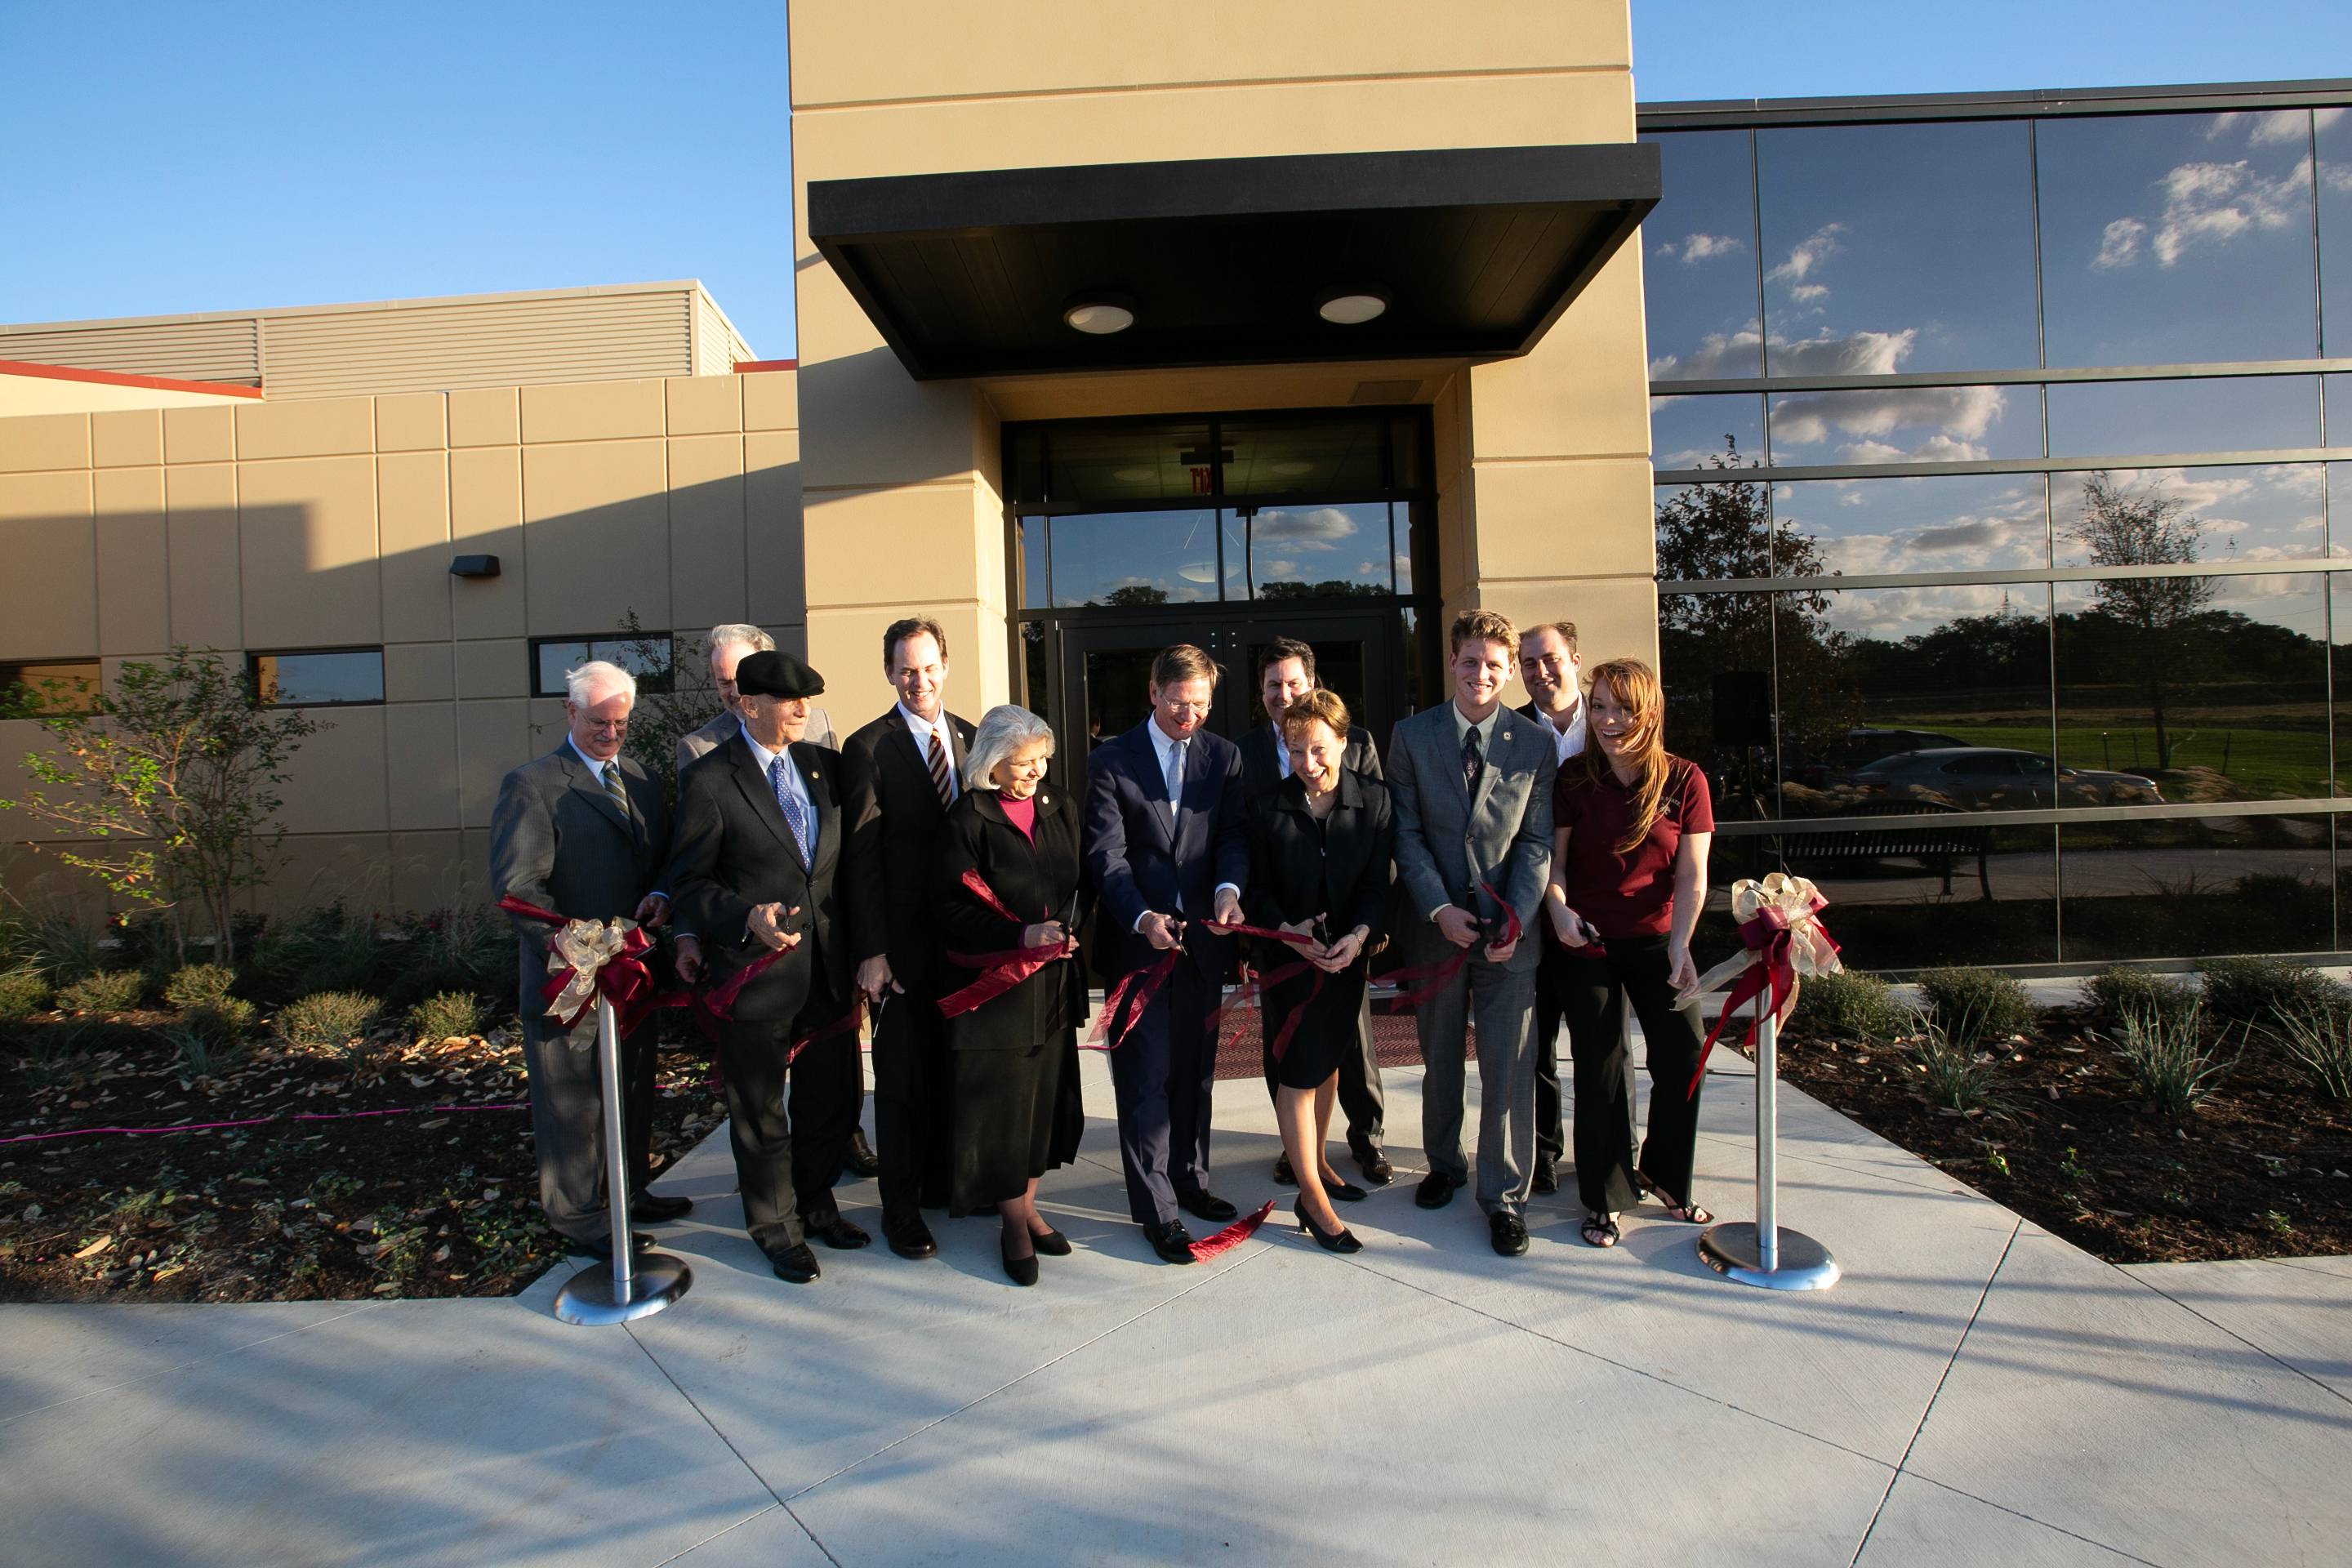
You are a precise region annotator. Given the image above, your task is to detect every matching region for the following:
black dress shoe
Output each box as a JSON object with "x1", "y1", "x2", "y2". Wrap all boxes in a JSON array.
[
  {"x1": 1355, "y1": 1149, "x2": 1394, "y2": 1186},
  {"x1": 576, "y1": 1231, "x2": 657, "y2": 1263},
  {"x1": 630, "y1": 1192, "x2": 694, "y2": 1223},
  {"x1": 882, "y1": 1212, "x2": 938, "y2": 1260},
  {"x1": 804, "y1": 1213, "x2": 871, "y2": 1250},
  {"x1": 1321, "y1": 1178, "x2": 1368, "y2": 1203},
  {"x1": 1031, "y1": 1227, "x2": 1071, "y2": 1257},
  {"x1": 1531, "y1": 1158, "x2": 1559, "y2": 1196},
  {"x1": 1293, "y1": 1202, "x2": 1363, "y2": 1254},
  {"x1": 1177, "y1": 1190, "x2": 1238, "y2": 1223},
  {"x1": 768, "y1": 1241, "x2": 821, "y2": 1284},
  {"x1": 1143, "y1": 1220, "x2": 1197, "y2": 1264},
  {"x1": 1415, "y1": 1170, "x2": 1463, "y2": 1209},
  {"x1": 1490, "y1": 1211, "x2": 1530, "y2": 1257},
  {"x1": 1000, "y1": 1231, "x2": 1039, "y2": 1287},
  {"x1": 1272, "y1": 1152, "x2": 1298, "y2": 1187},
  {"x1": 844, "y1": 1128, "x2": 880, "y2": 1179}
]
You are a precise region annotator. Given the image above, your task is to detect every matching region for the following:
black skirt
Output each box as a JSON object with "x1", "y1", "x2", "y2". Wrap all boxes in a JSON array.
[
  {"x1": 950, "y1": 1034, "x2": 1083, "y2": 1214},
  {"x1": 1262, "y1": 960, "x2": 1368, "y2": 1091}
]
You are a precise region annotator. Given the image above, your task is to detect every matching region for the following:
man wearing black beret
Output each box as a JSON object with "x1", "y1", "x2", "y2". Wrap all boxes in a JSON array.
[{"x1": 667, "y1": 649, "x2": 867, "y2": 1284}]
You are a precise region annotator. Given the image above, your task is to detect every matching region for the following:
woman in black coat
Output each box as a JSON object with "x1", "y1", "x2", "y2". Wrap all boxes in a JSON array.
[
  {"x1": 937, "y1": 704, "x2": 1089, "y2": 1285},
  {"x1": 1242, "y1": 688, "x2": 1396, "y2": 1254}
]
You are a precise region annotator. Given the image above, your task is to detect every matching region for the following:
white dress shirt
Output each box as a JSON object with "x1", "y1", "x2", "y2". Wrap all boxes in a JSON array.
[
  {"x1": 745, "y1": 729, "x2": 815, "y2": 858},
  {"x1": 1536, "y1": 692, "x2": 1588, "y2": 764},
  {"x1": 1141, "y1": 719, "x2": 1239, "y2": 928},
  {"x1": 897, "y1": 701, "x2": 960, "y2": 801}
]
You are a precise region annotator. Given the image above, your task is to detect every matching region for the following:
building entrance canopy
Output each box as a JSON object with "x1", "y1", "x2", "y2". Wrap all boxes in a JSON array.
[{"x1": 808, "y1": 144, "x2": 1659, "y2": 381}]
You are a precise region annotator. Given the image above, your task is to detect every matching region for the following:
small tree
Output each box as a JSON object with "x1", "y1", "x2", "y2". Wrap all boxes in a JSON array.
[
  {"x1": 2066, "y1": 471, "x2": 2215, "y2": 770},
  {"x1": 0, "y1": 649, "x2": 318, "y2": 965},
  {"x1": 612, "y1": 610, "x2": 714, "y2": 808}
]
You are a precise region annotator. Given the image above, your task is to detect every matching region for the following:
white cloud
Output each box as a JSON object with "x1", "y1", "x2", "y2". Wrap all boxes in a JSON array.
[
  {"x1": 1787, "y1": 283, "x2": 1829, "y2": 303},
  {"x1": 2093, "y1": 216, "x2": 2145, "y2": 270},
  {"x1": 1655, "y1": 231, "x2": 1744, "y2": 264},
  {"x1": 1766, "y1": 328, "x2": 1915, "y2": 377},
  {"x1": 1250, "y1": 506, "x2": 1358, "y2": 551},
  {"x1": 1772, "y1": 383, "x2": 2009, "y2": 458},
  {"x1": 2250, "y1": 109, "x2": 2319, "y2": 146},
  {"x1": 2093, "y1": 154, "x2": 2311, "y2": 269},
  {"x1": 1648, "y1": 324, "x2": 1762, "y2": 380},
  {"x1": 1766, "y1": 223, "x2": 1845, "y2": 284}
]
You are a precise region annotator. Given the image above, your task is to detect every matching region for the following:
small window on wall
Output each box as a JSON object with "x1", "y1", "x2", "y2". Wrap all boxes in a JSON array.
[
  {"x1": 0, "y1": 660, "x2": 102, "y2": 717},
  {"x1": 532, "y1": 635, "x2": 672, "y2": 699},
  {"x1": 249, "y1": 648, "x2": 385, "y2": 707}
]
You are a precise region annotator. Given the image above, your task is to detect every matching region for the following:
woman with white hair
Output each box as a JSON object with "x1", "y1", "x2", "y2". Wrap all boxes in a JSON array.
[{"x1": 936, "y1": 704, "x2": 1089, "y2": 1285}]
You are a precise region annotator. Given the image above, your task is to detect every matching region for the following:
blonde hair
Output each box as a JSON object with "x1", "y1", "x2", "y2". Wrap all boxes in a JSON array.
[
  {"x1": 1448, "y1": 608, "x2": 1519, "y2": 657},
  {"x1": 1151, "y1": 643, "x2": 1219, "y2": 688},
  {"x1": 1277, "y1": 687, "x2": 1351, "y2": 745},
  {"x1": 1579, "y1": 658, "x2": 1671, "y2": 853}
]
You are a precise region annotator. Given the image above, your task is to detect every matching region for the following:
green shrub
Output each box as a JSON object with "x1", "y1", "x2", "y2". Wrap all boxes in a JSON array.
[
  {"x1": 184, "y1": 996, "x2": 257, "y2": 1045},
  {"x1": 163, "y1": 1021, "x2": 245, "y2": 1080},
  {"x1": 1917, "y1": 967, "x2": 2037, "y2": 1047},
  {"x1": 386, "y1": 905, "x2": 517, "y2": 1015},
  {"x1": 2197, "y1": 956, "x2": 2345, "y2": 1027},
  {"x1": 2105, "y1": 999, "x2": 2236, "y2": 1120},
  {"x1": 1795, "y1": 969, "x2": 1918, "y2": 1041},
  {"x1": 0, "y1": 915, "x2": 103, "y2": 985},
  {"x1": 0, "y1": 964, "x2": 51, "y2": 1021},
  {"x1": 277, "y1": 990, "x2": 382, "y2": 1051},
  {"x1": 404, "y1": 990, "x2": 484, "y2": 1041},
  {"x1": 2080, "y1": 965, "x2": 2199, "y2": 1028},
  {"x1": 55, "y1": 969, "x2": 147, "y2": 1015},
  {"x1": 1901, "y1": 1019, "x2": 2004, "y2": 1112},
  {"x1": 249, "y1": 905, "x2": 383, "y2": 1002},
  {"x1": 2266, "y1": 996, "x2": 2352, "y2": 1102},
  {"x1": 163, "y1": 964, "x2": 240, "y2": 1012}
]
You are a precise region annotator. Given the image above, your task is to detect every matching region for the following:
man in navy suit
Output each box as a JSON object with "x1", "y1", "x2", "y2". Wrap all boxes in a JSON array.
[{"x1": 1083, "y1": 643, "x2": 1250, "y2": 1263}]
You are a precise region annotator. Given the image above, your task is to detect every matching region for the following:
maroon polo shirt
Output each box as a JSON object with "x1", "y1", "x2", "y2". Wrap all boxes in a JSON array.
[{"x1": 1552, "y1": 756, "x2": 1714, "y2": 940}]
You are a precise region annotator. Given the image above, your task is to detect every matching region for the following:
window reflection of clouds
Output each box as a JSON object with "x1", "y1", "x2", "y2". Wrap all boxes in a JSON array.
[
  {"x1": 1650, "y1": 393, "x2": 1763, "y2": 470},
  {"x1": 2319, "y1": 109, "x2": 2352, "y2": 354},
  {"x1": 2045, "y1": 376, "x2": 2319, "y2": 457},
  {"x1": 1244, "y1": 502, "x2": 1392, "y2": 596},
  {"x1": 2039, "y1": 110, "x2": 2320, "y2": 367},
  {"x1": 2328, "y1": 462, "x2": 2352, "y2": 559},
  {"x1": 1757, "y1": 121, "x2": 2038, "y2": 377},
  {"x1": 1642, "y1": 131, "x2": 1763, "y2": 381},
  {"x1": 1049, "y1": 510, "x2": 1223, "y2": 608},
  {"x1": 1766, "y1": 385, "x2": 2035, "y2": 466},
  {"x1": 1775, "y1": 474, "x2": 2050, "y2": 576},
  {"x1": 2051, "y1": 465, "x2": 2323, "y2": 566}
]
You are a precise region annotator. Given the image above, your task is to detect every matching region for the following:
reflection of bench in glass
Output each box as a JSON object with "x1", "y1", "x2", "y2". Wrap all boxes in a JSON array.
[{"x1": 1784, "y1": 800, "x2": 1992, "y2": 899}]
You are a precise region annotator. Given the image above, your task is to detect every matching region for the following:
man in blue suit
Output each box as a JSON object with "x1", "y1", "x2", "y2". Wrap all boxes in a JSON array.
[{"x1": 1083, "y1": 643, "x2": 1250, "y2": 1263}]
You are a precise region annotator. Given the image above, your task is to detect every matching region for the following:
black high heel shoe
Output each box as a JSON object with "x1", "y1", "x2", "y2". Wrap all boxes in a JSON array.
[
  {"x1": 1292, "y1": 1202, "x2": 1363, "y2": 1254},
  {"x1": 1000, "y1": 1229, "x2": 1039, "y2": 1286},
  {"x1": 1317, "y1": 1174, "x2": 1367, "y2": 1203},
  {"x1": 1030, "y1": 1225, "x2": 1071, "y2": 1257}
]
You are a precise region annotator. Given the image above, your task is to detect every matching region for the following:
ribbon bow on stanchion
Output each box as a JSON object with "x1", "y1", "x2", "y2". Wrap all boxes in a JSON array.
[
  {"x1": 1681, "y1": 872, "x2": 1842, "y2": 1099},
  {"x1": 497, "y1": 896, "x2": 673, "y2": 1048}
]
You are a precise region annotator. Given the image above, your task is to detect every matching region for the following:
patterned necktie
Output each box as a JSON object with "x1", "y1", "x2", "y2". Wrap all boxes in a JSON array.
[
  {"x1": 1165, "y1": 737, "x2": 1188, "y2": 819},
  {"x1": 769, "y1": 755, "x2": 812, "y2": 869},
  {"x1": 1462, "y1": 727, "x2": 1485, "y2": 795},
  {"x1": 600, "y1": 761, "x2": 640, "y2": 841},
  {"x1": 927, "y1": 726, "x2": 955, "y2": 808}
]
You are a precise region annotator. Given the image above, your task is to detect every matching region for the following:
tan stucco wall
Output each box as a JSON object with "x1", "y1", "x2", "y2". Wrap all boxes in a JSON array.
[
  {"x1": 0, "y1": 371, "x2": 802, "y2": 919},
  {"x1": 0, "y1": 372, "x2": 253, "y2": 417},
  {"x1": 788, "y1": 0, "x2": 1655, "y2": 721}
]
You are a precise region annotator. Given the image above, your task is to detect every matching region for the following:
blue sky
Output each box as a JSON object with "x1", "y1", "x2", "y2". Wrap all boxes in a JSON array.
[{"x1": 2, "y1": 1, "x2": 2345, "y2": 359}]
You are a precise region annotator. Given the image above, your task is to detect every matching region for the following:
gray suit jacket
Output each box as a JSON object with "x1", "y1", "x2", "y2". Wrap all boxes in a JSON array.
[
  {"x1": 488, "y1": 744, "x2": 673, "y2": 1027},
  {"x1": 677, "y1": 706, "x2": 834, "y2": 771},
  {"x1": 1386, "y1": 702, "x2": 1557, "y2": 973}
]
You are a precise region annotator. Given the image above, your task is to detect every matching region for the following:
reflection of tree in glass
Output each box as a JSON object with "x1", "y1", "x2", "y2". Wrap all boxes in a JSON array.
[
  {"x1": 2065, "y1": 471, "x2": 2216, "y2": 770},
  {"x1": 1255, "y1": 580, "x2": 1390, "y2": 599},
  {"x1": 1097, "y1": 584, "x2": 1172, "y2": 608}
]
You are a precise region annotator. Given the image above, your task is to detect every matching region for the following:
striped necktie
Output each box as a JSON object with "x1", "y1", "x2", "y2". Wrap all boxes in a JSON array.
[
  {"x1": 927, "y1": 726, "x2": 955, "y2": 808},
  {"x1": 599, "y1": 761, "x2": 639, "y2": 840},
  {"x1": 769, "y1": 755, "x2": 812, "y2": 869}
]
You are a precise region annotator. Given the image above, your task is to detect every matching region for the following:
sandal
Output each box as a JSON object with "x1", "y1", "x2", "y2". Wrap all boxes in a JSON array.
[
  {"x1": 1580, "y1": 1211, "x2": 1621, "y2": 1249},
  {"x1": 1638, "y1": 1175, "x2": 1713, "y2": 1226}
]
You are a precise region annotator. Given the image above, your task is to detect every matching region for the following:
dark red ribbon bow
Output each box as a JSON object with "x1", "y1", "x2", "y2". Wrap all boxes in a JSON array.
[
  {"x1": 497, "y1": 896, "x2": 676, "y2": 1039},
  {"x1": 1687, "y1": 893, "x2": 1837, "y2": 1099}
]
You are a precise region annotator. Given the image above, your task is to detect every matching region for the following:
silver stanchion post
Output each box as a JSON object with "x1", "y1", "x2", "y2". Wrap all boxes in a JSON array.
[
  {"x1": 1698, "y1": 981, "x2": 1838, "y2": 1291},
  {"x1": 554, "y1": 996, "x2": 692, "y2": 1325}
]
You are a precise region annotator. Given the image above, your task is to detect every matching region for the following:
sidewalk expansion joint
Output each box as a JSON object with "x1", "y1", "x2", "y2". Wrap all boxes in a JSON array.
[
  {"x1": 2123, "y1": 1270, "x2": 2352, "y2": 1414},
  {"x1": 647, "y1": 1502, "x2": 785, "y2": 1568}
]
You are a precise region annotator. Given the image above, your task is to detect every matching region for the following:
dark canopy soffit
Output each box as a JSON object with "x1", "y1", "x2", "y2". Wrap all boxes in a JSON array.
[{"x1": 808, "y1": 145, "x2": 1660, "y2": 381}]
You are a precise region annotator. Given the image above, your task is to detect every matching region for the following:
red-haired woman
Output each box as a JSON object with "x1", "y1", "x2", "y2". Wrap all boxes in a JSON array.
[{"x1": 1542, "y1": 658, "x2": 1716, "y2": 1249}]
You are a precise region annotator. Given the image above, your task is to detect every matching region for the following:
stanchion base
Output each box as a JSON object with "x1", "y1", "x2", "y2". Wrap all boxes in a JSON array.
[
  {"x1": 1698, "y1": 1223, "x2": 1839, "y2": 1291},
  {"x1": 552, "y1": 1252, "x2": 693, "y2": 1325}
]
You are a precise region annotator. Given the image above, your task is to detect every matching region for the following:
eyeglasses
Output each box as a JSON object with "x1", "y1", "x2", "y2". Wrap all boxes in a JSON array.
[
  {"x1": 581, "y1": 719, "x2": 630, "y2": 735},
  {"x1": 1159, "y1": 699, "x2": 1212, "y2": 715}
]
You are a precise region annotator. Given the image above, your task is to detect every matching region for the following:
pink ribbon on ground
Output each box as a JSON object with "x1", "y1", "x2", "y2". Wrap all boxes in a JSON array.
[
  {"x1": 1187, "y1": 1197, "x2": 1276, "y2": 1260},
  {"x1": 2, "y1": 1101, "x2": 528, "y2": 1145},
  {"x1": 938, "y1": 869, "x2": 1070, "y2": 1018},
  {"x1": 1687, "y1": 889, "x2": 1839, "y2": 1099},
  {"x1": 1377, "y1": 880, "x2": 1525, "y2": 1012}
]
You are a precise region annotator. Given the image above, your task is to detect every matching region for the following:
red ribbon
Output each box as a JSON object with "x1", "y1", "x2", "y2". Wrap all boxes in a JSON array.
[
  {"x1": 497, "y1": 895, "x2": 680, "y2": 1040},
  {"x1": 1091, "y1": 949, "x2": 1178, "y2": 1050},
  {"x1": 938, "y1": 869, "x2": 1069, "y2": 1018},
  {"x1": 1687, "y1": 897, "x2": 1838, "y2": 1099},
  {"x1": 1201, "y1": 920, "x2": 1330, "y2": 1063},
  {"x1": 1377, "y1": 880, "x2": 1524, "y2": 1012}
]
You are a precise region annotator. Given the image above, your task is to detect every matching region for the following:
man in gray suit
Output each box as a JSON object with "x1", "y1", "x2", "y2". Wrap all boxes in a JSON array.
[
  {"x1": 678, "y1": 623, "x2": 835, "y2": 768},
  {"x1": 1388, "y1": 608, "x2": 1557, "y2": 1258},
  {"x1": 490, "y1": 659, "x2": 688, "y2": 1261}
]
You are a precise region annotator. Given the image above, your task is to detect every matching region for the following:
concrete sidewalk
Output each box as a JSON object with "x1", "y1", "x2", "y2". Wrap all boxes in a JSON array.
[{"x1": 3, "y1": 1048, "x2": 2347, "y2": 1566}]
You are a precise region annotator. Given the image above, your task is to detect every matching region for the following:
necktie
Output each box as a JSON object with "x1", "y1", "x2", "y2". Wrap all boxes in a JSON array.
[
  {"x1": 600, "y1": 761, "x2": 640, "y2": 841},
  {"x1": 928, "y1": 726, "x2": 955, "y2": 808},
  {"x1": 1274, "y1": 724, "x2": 1290, "y2": 777},
  {"x1": 1165, "y1": 737, "x2": 1188, "y2": 819},
  {"x1": 1463, "y1": 727, "x2": 1485, "y2": 796},
  {"x1": 769, "y1": 755, "x2": 812, "y2": 869}
]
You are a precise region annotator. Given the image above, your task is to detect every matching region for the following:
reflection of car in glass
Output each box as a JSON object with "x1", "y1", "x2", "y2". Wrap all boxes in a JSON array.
[
  {"x1": 1789, "y1": 728, "x2": 1967, "y2": 790},
  {"x1": 1851, "y1": 747, "x2": 2163, "y2": 808}
]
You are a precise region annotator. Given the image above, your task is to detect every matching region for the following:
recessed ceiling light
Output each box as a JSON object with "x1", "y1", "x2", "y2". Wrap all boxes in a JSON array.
[
  {"x1": 1316, "y1": 286, "x2": 1389, "y2": 325},
  {"x1": 1062, "y1": 292, "x2": 1137, "y2": 335},
  {"x1": 1269, "y1": 460, "x2": 1315, "y2": 477}
]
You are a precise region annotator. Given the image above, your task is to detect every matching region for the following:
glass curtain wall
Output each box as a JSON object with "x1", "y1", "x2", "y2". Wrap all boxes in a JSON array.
[{"x1": 1644, "y1": 98, "x2": 2352, "y2": 969}]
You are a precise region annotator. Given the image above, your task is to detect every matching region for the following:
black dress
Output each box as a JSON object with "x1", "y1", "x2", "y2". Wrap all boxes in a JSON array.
[
  {"x1": 1241, "y1": 768, "x2": 1396, "y2": 1091},
  {"x1": 936, "y1": 786, "x2": 1089, "y2": 1214}
]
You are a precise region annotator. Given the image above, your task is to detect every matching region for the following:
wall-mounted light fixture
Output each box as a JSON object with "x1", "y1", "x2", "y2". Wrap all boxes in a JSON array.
[{"x1": 450, "y1": 554, "x2": 501, "y2": 579}]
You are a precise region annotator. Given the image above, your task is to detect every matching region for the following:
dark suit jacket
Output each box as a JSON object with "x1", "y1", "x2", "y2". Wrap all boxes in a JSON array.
[
  {"x1": 1080, "y1": 719, "x2": 1248, "y2": 984},
  {"x1": 839, "y1": 706, "x2": 976, "y2": 1000},
  {"x1": 488, "y1": 745, "x2": 671, "y2": 1023},
  {"x1": 1241, "y1": 768, "x2": 1396, "y2": 967},
  {"x1": 666, "y1": 733, "x2": 851, "y2": 1024},
  {"x1": 1237, "y1": 719, "x2": 1382, "y2": 799},
  {"x1": 676, "y1": 705, "x2": 835, "y2": 771},
  {"x1": 936, "y1": 786, "x2": 1089, "y2": 1051}
]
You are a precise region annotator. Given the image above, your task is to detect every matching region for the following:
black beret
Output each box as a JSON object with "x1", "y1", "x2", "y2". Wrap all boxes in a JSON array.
[{"x1": 734, "y1": 649, "x2": 824, "y2": 699}]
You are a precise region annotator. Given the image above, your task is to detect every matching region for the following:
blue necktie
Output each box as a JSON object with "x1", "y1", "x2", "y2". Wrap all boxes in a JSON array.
[
  {"x1": 769, "y1": 755, "x2": 812, "y2": 868},
  {"x1": 1165, "y1": 737, "x2": 1187, "y2": 820}
]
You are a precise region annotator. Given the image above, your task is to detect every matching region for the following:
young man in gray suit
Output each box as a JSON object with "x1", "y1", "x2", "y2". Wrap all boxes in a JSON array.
[
  {"x1": 489, "y1": 660, "x2": 687, "y2": 1261},
  {"x1": 1388, "y1": 609, "x2": 1557, "y2": 1257},
  {"x1": 677, "y1": 623, "x2": 837, "y2": 768}
]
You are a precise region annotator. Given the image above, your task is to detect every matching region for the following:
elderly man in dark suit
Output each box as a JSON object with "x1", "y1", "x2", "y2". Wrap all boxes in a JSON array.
[
  {"x1": 667, "y1": 650, "x2": 863, "y2": 1285},
  {"x1": 677, "y1": 622, "x2": 837, "y2": 766},
  {"x1": 489, "y1": 659, "x2": 686, "y2": 1261},
  {"x1": 1240, "y1": 636, "x2": 1392, "y2": 1188},
  {"x1": 1083, "y1": 643, "x2": 1250, "y2": 1264},
  {"x1": 840, "y1": 615, "x2": 976, "y2": 1261},
  {"x1": 1389, "y1": 608, "x2": 1557, "y2": 1258}
]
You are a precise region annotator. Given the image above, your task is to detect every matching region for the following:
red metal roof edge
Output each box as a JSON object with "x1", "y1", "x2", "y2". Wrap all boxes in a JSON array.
[
  {"x1": 733, "y1": 358, "x2": 798, "y2": 373},
  {"x1": 0, "y1": 358, "x2": 264, "y2": 399}
]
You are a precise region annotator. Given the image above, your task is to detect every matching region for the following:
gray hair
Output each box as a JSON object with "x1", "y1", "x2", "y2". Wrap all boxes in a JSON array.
[
  {"x1": 565, "y1": 660, "x2": 637, "y2": 707},
  {"x1": 963, "y1": 705, "x2": 1054, "y2": 792},
  {"x1": 706, "y1": 623, "x2": 775, "y2": 657}
]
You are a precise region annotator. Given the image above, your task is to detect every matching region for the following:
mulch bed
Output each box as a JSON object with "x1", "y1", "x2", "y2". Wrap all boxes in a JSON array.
[
  {"x1": 1776, "y1": 1006, "x2": 2352, "y2": 1263},
  {"x1": 0, "y1": 1018, "x2": 728, "y2": 1303}
]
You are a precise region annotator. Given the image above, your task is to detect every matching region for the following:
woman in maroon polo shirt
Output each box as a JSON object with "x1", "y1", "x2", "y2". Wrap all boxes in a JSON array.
[{"x1": 1543, "y1": 657, "x2": 1715, "y2": 1249}]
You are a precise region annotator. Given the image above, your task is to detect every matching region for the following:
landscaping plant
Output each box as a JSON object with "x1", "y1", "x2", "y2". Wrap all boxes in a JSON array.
[
  {"x1": 1796, "y1": 969, "x2": 1917, "y2": 1041},
  {"x1": 2197, "y1": 955, "x2": 2345, "y2": 1027},
  {"x1": 1918, "y1": 967, "x2": 2035, "y2": 1048},
  {"x1": 2266, "y1": 996, "x2": 2352, "y2": 1102},
  {"x1": 2105, "y1": 998, "x2": 2236, "y2": 1120},
  {"x1": 2080, "y1": 965, "x2": 2199, "y2": 1029},
  {"x1": 1902, "y1": 1013, "x2": 2004, "y2": 1112},
  {"x1": 55, "y1": 969, "x2": 145, "y2": 1016}
]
